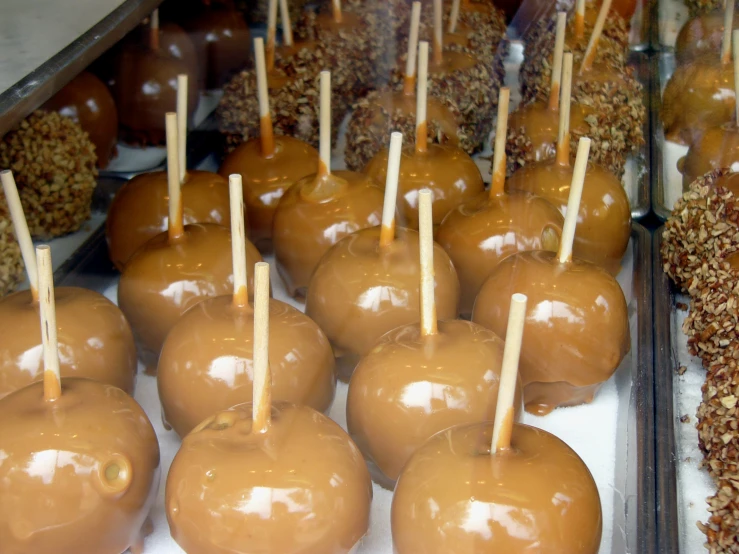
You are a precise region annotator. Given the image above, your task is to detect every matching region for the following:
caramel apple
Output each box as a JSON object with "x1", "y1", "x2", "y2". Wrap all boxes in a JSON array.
[
  {"x1": 675, "y1": 10, "x2": 739, "y2": 64},
  {"x1": 346, "y1": 190, "x2": 522, "y2": 489},
  {"x1": 165, "y1": 263, "x2": 371, "y2": 554},
  {"x1": 437, "y1": 88, "x2": 564, "y2": 316},
  {"x1": 679, "y1": 123, "x2": 739, "y2": 189},
  {"x1": 272, "y1": 71, "x2": 383, "y2": 298},
  {"x1": 118, "y1": 114, "x2": 261, "y2": 366},
  {"x1": 218, "y1": 37, "x2": 318, "y2": 253},
  {"x1": 364, "y1": 41, "x2": 484, "y2": 230},
  {"x1": 42, "y1": 72, "x2": 118, "y2": 169},
  {"x1": 472, "y1": 139, "x2": 630, "y2": 415},
  {"x1": 157, "y1": 177, "x2": 335, "y2": 437},
  {"x1": 159, "y1": 22, "x2": 201, "y2": 87},
  {"x1": 0, "y1": 247, "x2": 160, "y2": 554}
]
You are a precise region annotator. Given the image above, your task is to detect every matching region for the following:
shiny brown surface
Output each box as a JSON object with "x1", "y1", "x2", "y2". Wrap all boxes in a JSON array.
[
  {"x1": 158, "y1": 295, "x2": 336, "y2": 437},
  {"x1": 183, "y1": 9, "x2": 252, "y2": 89},
  {"x1": 0, "y1": 287, "x2": 136, "y2": 399},
  {"x1": 662, "y1": 61, "x2": 735, "y2": 146},
  {"x1": 675, "y1": 12, "x2": 739, "y2": 65},
  {"x1": 106, "y1": 170, "x2": 231, "y2": 270},
  {"x1": 166, "y1": 402, "x2": 372, "y2": 554},
  {"x1": 506, "y1": 159, "x2": 632, "y2": 275},
  {"x1": 273, "y1": 170, "x2": 384, "y2": 298},
  {"x1": 0, "y1": 378, "x2": 160, "y2": 554},
  {"x1": 42, "y1": 72, "x2": 118, "y2": 168},
  {"x1": 437, "y1": 191, "x2": 563, "y2": 316},
  {"x1": 118, "y1": 223, "x2": 262, "y2": 363},
  {"x1": 429, "y1": 51, "x2": 479, "y2": 75},
  {"x1": 347, "y1": 319, "x2": 523, "y2": 488},
  {"x1": 679, "y1": 124, "x2": 739, "y2": 188},
  {"x1": 364, "y1": 144, "x2": 484, "y2": 229},
  {"x1": 219, "y1": 136, "x2": 318, "y2": 253},
  {"x1": 305, "y1": 226, "x2": 460, "y2": 380},
  {"x1": 159, "y1": 22, "x2": 201, "y2": 88},
  {"x1": 112, "y1": 47, "x2": 198, "y2": 145},
  {"x1": 507, "y1": 100, "x2": 591, "y2": 162},
  {"x1": 712, "y1": 171, "x2": 739, "y2": 195},
  {"x1": 472, "y1": 250, "x2": 630, "y2": 415},
  {"x1": 391, "y1": 422, "x2": 602, "y2": 553}
]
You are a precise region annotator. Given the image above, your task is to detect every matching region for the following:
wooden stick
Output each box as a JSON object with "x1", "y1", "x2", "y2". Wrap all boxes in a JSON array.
[
  {"x1": 36, "y1": 245, "x2": 61, "y2": 402},
  {"x1": 556, "y1": 53, "x2": 574, "y2": 166},
  {"x1": 416, "y1": 41, "x2": 429, "y2": 155},
  {"x1": 319, "y1": 70, "x2": 331, "y2": 175},
  {"x1": 433, "y1": 0, "x2": 444, "y2": 66},
  {"x1": 266, "y1": 0, "x2": 278, "y2": 71},
  {"x1": 723, "y1": 0, "x2": 736, "y2": 65},
  {"x1": 1, "y1": 170, "x2": 38, "y2": 301},
  {"x1": 575, "y1": 0, "x2": 586, "y2": 38},
  {"x1": 557, "y1": 138, "x2": 591, "y2": 264},
  {"x1": 150, "y1": 9, "x2": 159, "y2": 51},
  {"x1": 448, "y1": 0, "x2": 461, "y2": 33},
  {"x1": 580, "y1": 0, "x2": 612, "y2": 74},
  {"x1": 332, "y1": 0, "x2": 342, "y2": 24},
  {"x1": 279, "y1": 0, "x2": 294, "y2": 47},
  {"x1": 254, "y1": 38, "x2": 276, "y2": 158},
  {"x1": 252, "y1": 262, "x2": 272, "y2": 433},
  {"x1": 490, "y1": 87, "x2": 510, "y2": 198},
  {"x1": 229, "y1": 175, "x2": 249, "y2": 307},
  {"x1": 734, "y1": 30, "x2": 739, "y2": 124},
  {"x1": 418, "y1": 190, "x2": 437, "y2": 336},
  {"x1": 491, "y1": 293, "x2": 527, "y2": 454},
  {"x1": 403, "y1": 2, "x2": 422, "y2": 95},
  {"x1": 549, "y1": 12, "x2": 567, "y2": 110},
  {"x1": 165, "y1": 112, "x2": 184, "y2": 241},
  {"x1": 380, "y1": 132, "x2": 403, "y2": 248},
  {"x1": 177, "y1": 74, "x2": 188, "y2": 183}
]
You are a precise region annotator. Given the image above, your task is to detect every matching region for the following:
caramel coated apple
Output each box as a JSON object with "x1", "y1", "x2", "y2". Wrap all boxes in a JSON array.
[
  {"x1": 158, "y1": 295, "x2": 336, "y2": 437},
  {"x1": 364, "y1": 143, "x2": 484, "y2": 229},
  {"x1": 305, "y1": 226, "x2": 460, "y2": 379},
  {"x1": 159, "y1": 22, "x2": 201, "y2": 87},
  {"x1": 437, "y1": 192, "x2": 563, "y2": 316},
  {"x1": 675, "y1": 11, "x2": 739, "y2": 64},
  {"x1": 166, "y1": 402, "x2": 372, "y2": 554},
  {"x1": 0, "y1": 287, "x2": 136, "y2": 399},
  {"x1": 347, "y1": 319, "x2": 523, "y2": 489},
  {"x1": 0, "y1": 378, "x2": 160, "y2": 554},
  {"x1": 472, "y1": 250, "x2": 630, "y2": 415},
  {"x1": 118, "y1": 223, "x2": 262, "y2": 364},
  {"x1": 506, "y1": 159, "x2": 632, "y2": 275},
  {"x1": 679, "y1": 123, "x2": 739, "y2": 188},
  {"x1": 42, "y1": 72, "x2": 118, "y2": 168},
  {"x1": 392, "y1": 421, "x2": 602, "y2": 553},
  {"x1": 106, "y1": 169, "x2": 231, "y2": 270},
  {"x1": 272, "y1": 170, "x2": 384, "y2": 298},
  {"x1": 218, "y1": 136, "x2": 318, "y2": 252}
]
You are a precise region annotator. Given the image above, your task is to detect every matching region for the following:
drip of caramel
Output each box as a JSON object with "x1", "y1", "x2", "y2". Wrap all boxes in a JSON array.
[
  {"x1": 680, "y1": 125, "x2": 739, "y2": 189},
  {"x1": 472, "y1": 250, "x2": 630, "y2": 415}
]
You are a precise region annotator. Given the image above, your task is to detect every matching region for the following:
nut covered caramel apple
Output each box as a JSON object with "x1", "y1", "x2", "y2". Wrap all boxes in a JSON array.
[
  {"x1": 0, "y1": 378, "x2": 161, "y2": 554},
  {"x1": 679, "y1": 123, "x2": 739, "y2": 189},
  {"x1": 106, "y1": 169, "x2": 231, "y2": 270},
  {"x1": 391, "y1": 422, "x2": 602, "y2": 553}
]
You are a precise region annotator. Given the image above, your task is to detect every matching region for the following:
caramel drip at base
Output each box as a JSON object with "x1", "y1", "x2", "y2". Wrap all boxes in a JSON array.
[
  {"x1": 416, "y1": 121, "x2": 428, "y2": 154},
  {"x1": 490, "y1": 163, "x2": 506, "y2": 197},
  {"x1": 548, "y1": 84, "x2": 560, "y2": 111},
  {"x1": 379, "y1": 223, "x2": 395, "y2": 248},
  {"x1": 300, "y1": 167, "x2": 352, "y2": 202},
  {"x1": 494, "y1": 407, "x2": 514, "y2": 452},
  {"x1": 233, "y1": 285, "x2": 249, "y2": 308},
  {"x1": 403, "y1": 75, "x2": 415, "y2": 96},
  {"x1": 259, "y1": 115, "x2": 276, "y2": 158},
  {"x1": 574, "y1": 13, "x2": 585, "y2": 38},
  {"x1": 150, "y1": 27, "x2": 159, "y2": 51},
  {"x1": 556, "y1": 136, "x2": 571, "y2": 165},
  {"x1": 432, "y1": 39, "x2": 443, "y2": 66},
  {"x1": 44, "y1": 371, "x2": 61, "y2": 402}
]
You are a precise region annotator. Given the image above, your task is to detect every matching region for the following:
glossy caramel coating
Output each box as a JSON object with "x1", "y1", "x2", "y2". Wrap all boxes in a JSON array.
[
  {"x1": 183, "y1": 9, "x2": 251, "y2": 89},
  {"x1": 106, "y1": 170, "x2": 231, "y2": 270},
  {"x1": 0, "y1": 287, "x2": 136, "y2": 399},
  {"x1": 392, "y1": 422, "x2": 602, "y2": 554},
  {"x1": 506, "y1": 159, "x2": 632, "y2": 275},
  {"x1": 166, "y1": 402, "x2": 372, "y2": 554},
  {"x1": 273, "y1": 170, "x2": 384, "y2": 298},
  {"x1": 675, "y1": 12, "x2": 739, "y2": 65},
  {"x1": 662, "y1": 61, "x2": 735, "y2": 146},
  {"x1": 0, "y1": 378, "x2": 160, "y2": 554},
  {"x1": 159, "y1": 22, "x2": 201, "y2": 88},
  {"x1": 679, "y1": 124, "x2": 739, "y2": 189},
  {"x1": 118, "y1": 223, "x2": 262, "y2": 363},
  {"x1": 42, "y1": 72, "x2": 118, "y2": 168},
  {"x1": 472, "y1": 250, "x2": 630, "y2": 415},
  {"x1": 218, "y1": 136, "x2": 318, "y2": 253},
  {"x1": 437, "y1": 191, "x2": 563, "y2": 316},
  {"x1": 112, "y1": 47, "x2": 199, "y2": 146},
  {"x1": 158, "y1": 295, "x2": 336, "y2": 437},
  {"x1": 347, "y1": 319, "x2": 523, "y2": 489},
  {"x1": 305, "y1": 226, "x2": 460, "y2": 379},
  {"x1": 364, "y1": 144, "x2": 484, "y2": 229}
]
